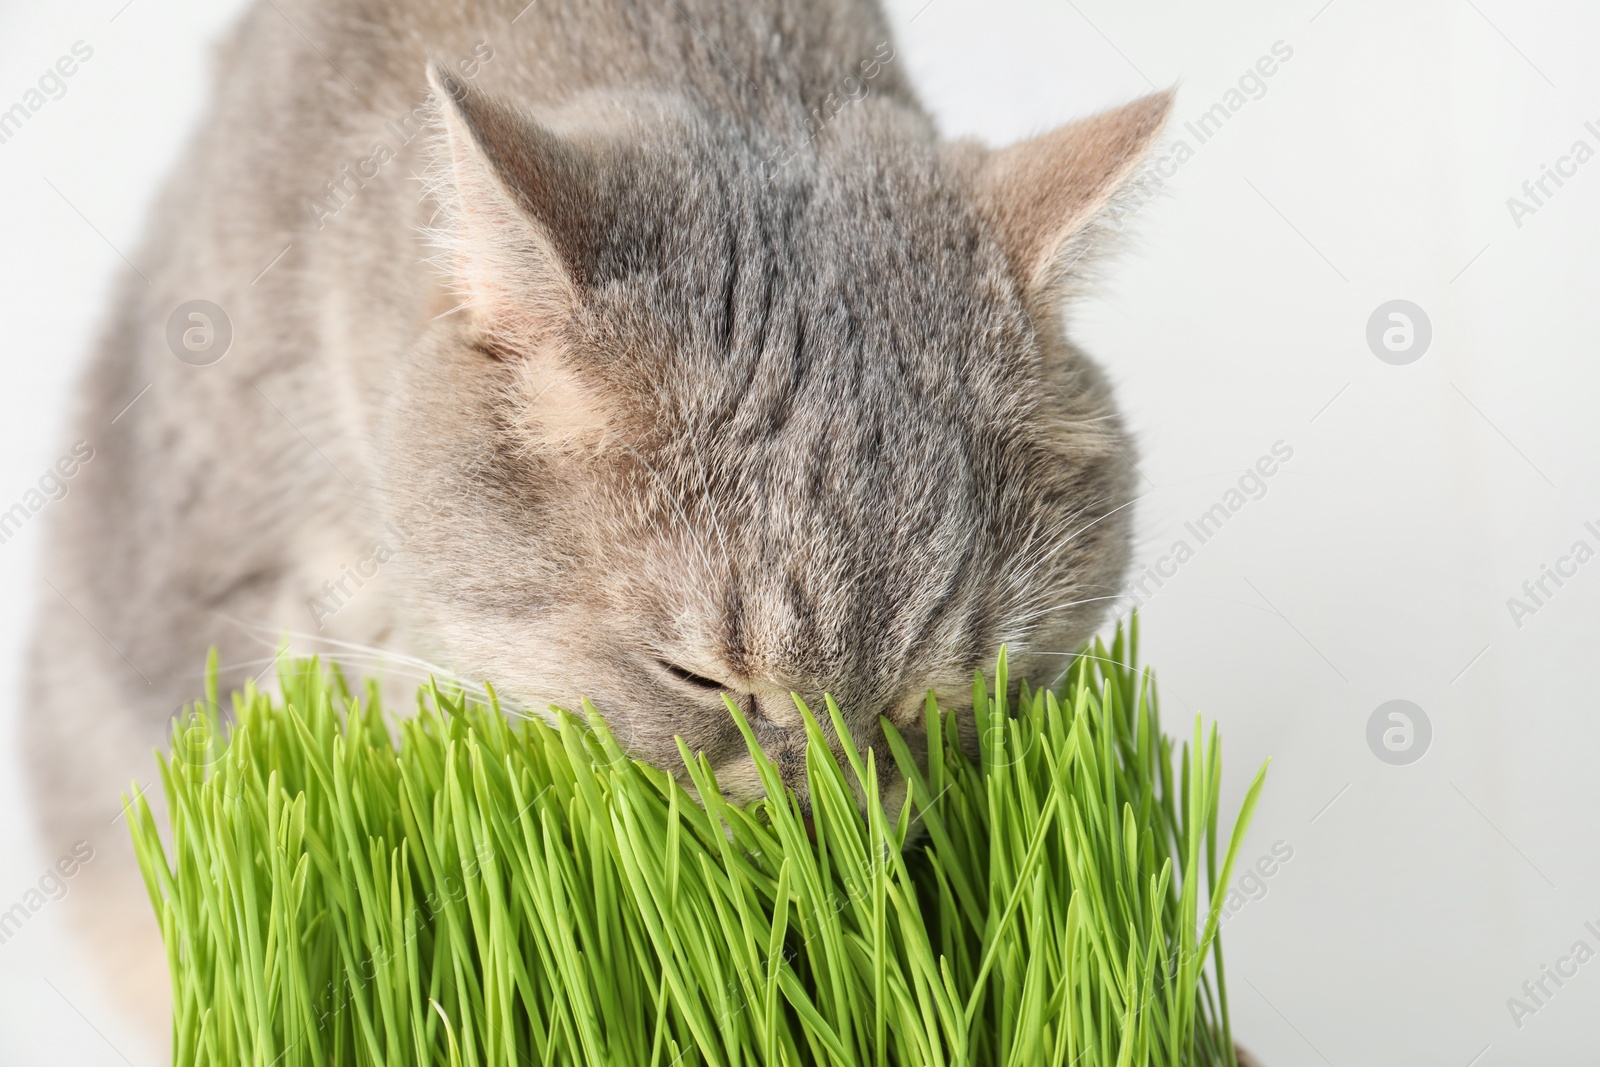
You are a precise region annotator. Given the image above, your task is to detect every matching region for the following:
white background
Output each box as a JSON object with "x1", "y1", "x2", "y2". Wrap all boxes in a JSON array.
[{"x1": 3, "y1": 0, "x2": 1598, "y2": 1063}]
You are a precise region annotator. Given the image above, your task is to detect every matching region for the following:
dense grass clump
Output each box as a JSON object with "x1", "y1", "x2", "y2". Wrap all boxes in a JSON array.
[{"x1": 129, "y1": 621, "x2": 1266, "y2": 1066}]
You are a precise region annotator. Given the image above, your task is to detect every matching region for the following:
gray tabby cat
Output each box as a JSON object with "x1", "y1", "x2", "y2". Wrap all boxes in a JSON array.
[{"x1": 26, "y1": 0, "x2": 1169, "y2": 1035}]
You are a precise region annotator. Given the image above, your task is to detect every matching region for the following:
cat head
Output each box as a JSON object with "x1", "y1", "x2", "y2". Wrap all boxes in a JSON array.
[{"x1": 385, "y1": 64, "x2": 1170, "y2": 810}]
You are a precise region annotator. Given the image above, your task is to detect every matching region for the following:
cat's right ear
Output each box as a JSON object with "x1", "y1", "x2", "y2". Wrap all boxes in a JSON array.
[
  {"x1": 976, "y1": 90, "x2": 1174, "y2": 314},
  {"x1": 427, "y1": 62, "x2": 589, "y2": 354}
]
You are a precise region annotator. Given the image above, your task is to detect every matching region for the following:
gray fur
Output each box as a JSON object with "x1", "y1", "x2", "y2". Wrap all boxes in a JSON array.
[{"x1": 26, "y1": 0, "x2": 1168, "y2": 1033}]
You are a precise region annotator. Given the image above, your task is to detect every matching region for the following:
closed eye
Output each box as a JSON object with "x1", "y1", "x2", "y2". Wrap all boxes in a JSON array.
[{"x1": 659, "y1": 660, "x2": 727, "y2": 692}]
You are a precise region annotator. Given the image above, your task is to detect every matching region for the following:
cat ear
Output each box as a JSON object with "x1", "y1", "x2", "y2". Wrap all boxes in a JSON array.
[
  {"x1": 429, "y1": 63, "x2": 633, "y2": 454},
  {"x1": 977, "y1": 90, "x2": 1174, "y2": 309},
  {"x1": 427, "y1": 62, "x2": 589, "y2": 353}
]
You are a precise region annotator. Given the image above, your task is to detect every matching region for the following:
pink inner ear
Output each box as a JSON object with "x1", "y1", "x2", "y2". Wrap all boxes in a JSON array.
[
  {"x1": 429, "y1": 65, "x2": 584, "y2": 355},
  {"x1": 979, "y1": 90, "x2": 1174, "y2": 294},
  {"x1": 436, "y1": 151, "x2": 578, "y2": 353}
]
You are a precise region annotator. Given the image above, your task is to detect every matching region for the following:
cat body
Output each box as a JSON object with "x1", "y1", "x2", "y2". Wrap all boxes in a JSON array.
[{"x1": 26, "y1": 0, "x2": 1167, "y2": 1035}]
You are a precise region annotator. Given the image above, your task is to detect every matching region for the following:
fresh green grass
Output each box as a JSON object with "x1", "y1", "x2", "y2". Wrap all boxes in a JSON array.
[{"x1": 129, "y1": 620, "x2": 1267, "y2": 1066}]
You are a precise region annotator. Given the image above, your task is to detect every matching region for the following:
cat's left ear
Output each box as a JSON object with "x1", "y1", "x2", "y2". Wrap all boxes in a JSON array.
[
  {"x1": 428, "y1": 63, "x2": 637, "y2": 455},
  {"x1": 426, "y1": 62, "x2": 592, "y2": 353},
  {"x1": 976, "y1": 90, "x2": 1174, "y2": 310}
]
